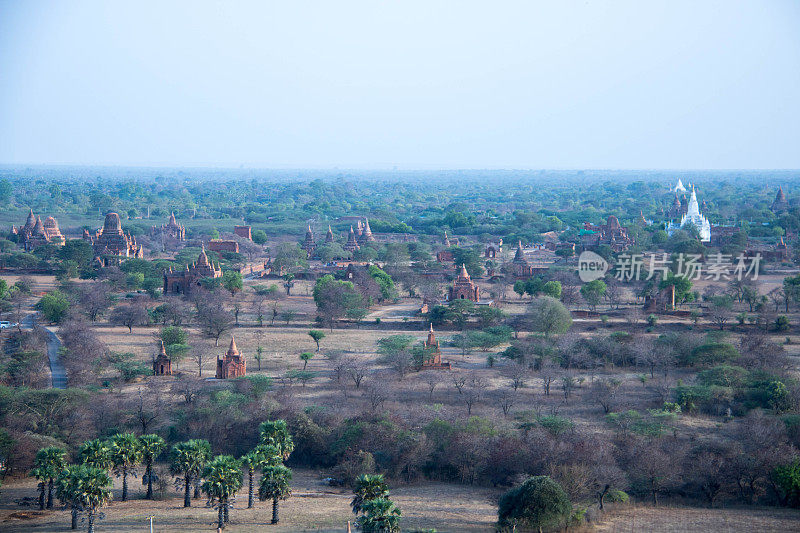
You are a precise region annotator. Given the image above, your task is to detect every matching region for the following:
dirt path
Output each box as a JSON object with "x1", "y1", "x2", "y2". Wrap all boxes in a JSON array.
[{"x1": 22, "y1": 314, "x2": 67, "y2": 389}]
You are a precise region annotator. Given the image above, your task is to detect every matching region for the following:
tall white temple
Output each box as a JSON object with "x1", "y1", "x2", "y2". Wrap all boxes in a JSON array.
[
  {"x1": 668, "y1": 186, "x2": 711, "y2": 242},
  {"x1": 673, "y1": 178, "x2": 687, "y2": 193}
]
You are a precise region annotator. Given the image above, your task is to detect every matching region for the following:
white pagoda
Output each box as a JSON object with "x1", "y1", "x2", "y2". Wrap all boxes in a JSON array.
[
  {"x1": 668, "y1": 186, "x2": 711, "y2": 242},
  {"x1": 673, "y1": 178, "x2": 687, "y2": 193}
]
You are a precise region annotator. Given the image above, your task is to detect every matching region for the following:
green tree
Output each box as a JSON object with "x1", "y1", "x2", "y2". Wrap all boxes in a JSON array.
[
  {"x1": 139, "y1": 434, "x2": 166, "y2": 500},
  {"x1": 55, "y1": 464, "x2": 85, "y2": 530},
  {"x1": 447, "y1": 298, "x2": 475, "y2": 330},
  {"x1": 773, "y1": 459, "x2": 800, "y2": 507},
  {"x1": 59, "y1": 239, "x2": 94, "y2": 268},
  {"x1": 368, "y1": 264, "x2": 398, "y2": 301},
  {"x1": 299, "y1": 351, "x2": 314, "y2": 370},
  {"x1": 528, "y1": 296, "x2": 572, "y2": 337},
  {"x1": 160, "y1": 326, "x2": 190, "y2": 366},
  {"x1": 312, "y1": 275, "x2": 365, "y2": 328},
  {"x1": 308, "y1": 330, "x2": 325, "y2": 352},
  {"x1": 659, "y1": 272, "x2": 694, "y2": 307},
  {"x1": 357, "y1": 497, "x2": 402, "y2": 533},
  {"x1": 251, "y1": 229, "x2": 268, "y2": 244},
  {"x1": 542, "y1": 280, "x2": 562, "y2": 299},
  {"x1": 259, "y1": 464, "x2": 293, "y2": 524},
  {"x1": 31, "y1": 447, "x2": 67, "y2": 510},
  {"x1": 108, "y1": 432, "x2": 143, "y2": 501},
  {"x1": 580, "y1": 279, "x2": 606, "y2": 311},
  {"x1": 55, "y1": 464, "x2": 113, "y2": 533},
  {"x1": 202, "y1": 455, "x2": 243, "y2": 530},
  {"x1": 170, "y1": 439, "x2": 213, "y2": 507},
  {"x1": 258, "y1": 419, "x2": 295, "y2": 460},
  {"x1": 498, "y1": 476, "x2": 572, "y2": 533},
  {"x1": 36, "y1": 290, "x2": 70, "y2": 323},
  {"x1": 513, "y1": 280, "x2": 527, "y2": 299},
  {"x1": 351, "y1": 473, "x2": 390, "y2": 515},
  {"x1": 78, "y1": 439, "x2": 113, "y2": 471},
  {"x1": 223, "y1": 270, "x2": 243, "y2": 296},
  {"x1": 241, "y1": 445, "x2": 281, "y2": 509}
]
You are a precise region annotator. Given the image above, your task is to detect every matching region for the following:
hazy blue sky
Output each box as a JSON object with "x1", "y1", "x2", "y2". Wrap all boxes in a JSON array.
[{"x1": 1, "y1": 1, "x2": 798, "y2": 169}]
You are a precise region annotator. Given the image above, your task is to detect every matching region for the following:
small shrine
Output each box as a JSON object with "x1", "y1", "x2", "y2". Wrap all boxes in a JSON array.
[
  {"x1": 152, "y1": 340, "x2": 173, "y2": 376},
  {"x1": 420, "y1": 325, "x2": 450, "y2": 370},
  {"x1": 216, "y1": 336, "x2": 247, "y2": 379}
]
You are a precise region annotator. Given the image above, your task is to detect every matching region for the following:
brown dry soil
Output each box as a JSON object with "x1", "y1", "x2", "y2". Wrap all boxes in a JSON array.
[{"x1": 2, "y1": 472, "x2": 799, "y2": 532}]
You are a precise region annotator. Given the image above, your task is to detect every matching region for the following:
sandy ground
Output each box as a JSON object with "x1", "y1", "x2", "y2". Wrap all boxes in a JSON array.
[
  {"x1": 2, "y1": 473, "x2": 799, "y2": 532},
  {"x1": 0, "y1": 468, "x2": 500, "y2": 532},
  {"x1": 592, "y1": 504, "x2": 800, "y2": 533}
]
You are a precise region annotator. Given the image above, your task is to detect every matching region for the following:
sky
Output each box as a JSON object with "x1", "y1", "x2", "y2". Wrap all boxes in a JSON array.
[{"x1": 0, "y1": 0, "x2": 799, "y2": 169}]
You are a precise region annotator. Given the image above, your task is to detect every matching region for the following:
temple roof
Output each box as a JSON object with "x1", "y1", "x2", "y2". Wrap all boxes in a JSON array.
[
  {"x1": 513, "y1": 241, "x2": 527, "y2": 263},
  {"x1": 32, "y1": 216, "x2": 46, "y2": 236},
  {"x1": 198, "y1": 244, "x2": 210, "y2": 267},
  {"x1": 227, "y1": 336, "x2": 240, "y2": 356}
]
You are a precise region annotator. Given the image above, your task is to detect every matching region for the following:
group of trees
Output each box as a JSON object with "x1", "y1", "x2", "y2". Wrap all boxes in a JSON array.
[{"x1": 26, "y1": 420, "x2": 295, "y2": 532}]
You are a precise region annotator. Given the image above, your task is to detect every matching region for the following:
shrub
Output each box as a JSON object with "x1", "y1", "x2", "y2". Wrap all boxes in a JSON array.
[
  {"x1": 537, "y1": 416, "x2": 574, "y2": 436},
  {"x1": 772, "y1": 459, "x2": 800, "y2": 507},
  {"x1": 684, "y1": 343, "x2": 739, "y2": 367},
  {"x1": 775, "y1": 315, "x2": 791, "y2": 332},
  {"x1": 36, "y1": 290, "x2": 70, "y2": 323},
  {"x1": 498, "y1": 476, "x2": 572, "y2": 532},
  {"x1": 697, "y1": 365, "x2": 749, "y2": 388}
]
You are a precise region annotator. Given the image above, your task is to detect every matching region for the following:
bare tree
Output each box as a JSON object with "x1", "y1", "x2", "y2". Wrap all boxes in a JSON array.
[
  {"x1": 539, "y1": 358, "x2": 558, "y2": 396},
  {"x1": 363, "y1": 384, "x2": 388, "y2": 412},
  {"x1": 634, "y1": 336, "x2": 674, "y2": 378},
  {"x1": 604, "y1": 280, "x2": 624, "y2": 310},
  {"x1": 451, "y1": 373, "x2": 467, "y2": 394},
  {"x1": 589, "y1": 378, "x2": 621, "y2": 414},
  {"x1": 345, "y1": 358, "x2": 368, "y2": 389},
  {"x1": 110, "y1": 302, "x2": 150, "y2": 332},
  {"x1": 172, "y1": 375, "x2": 203, "y2": 404},
  {"x1": 189, "y1": 345, "x2": 206, "y2": 377},
  {"x1": 131, "y1": 386, "x2": 162, "y2": 434},
  {"x1": 709, "y1": 296, "x2": 734, "y2": 330},
  {"x1": 498, "y1": 390, "x2": 516, "y2": 417},
  {"x1": 76, "y1": 281, "x2": 111, "y2": 321},
  {"x1": 504, "y1": 361, "x2": 528, "y2": 391},
  {"x1": 196, "y1": 304, "x2": 234, "y2": 346},
  {"x1": 624, "y1": 307, "x2": 642, "y2": 325},
  {"x1": 462, "y1": 374, "x2": 487, "y2": 415},
  {"x1": 421, "y1": 372, "x2": 443, "y2": 401}
]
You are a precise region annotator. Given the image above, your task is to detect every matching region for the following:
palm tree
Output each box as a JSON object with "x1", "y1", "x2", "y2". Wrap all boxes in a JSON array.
[
  {"x1": 351, "y1": 474, "x2": 389, "y2": 515},
  {"x1": 357, "y1": 497, "x2": 401, "y2": 533},
  {"x1": 259, "y1": 465, "x2": 292, "y2": 524},
  {"x1": 170, "y1": 439, "x2": 212, "y2": 507},
  {"x1": 30, "y1": 464, "x2": 48, "y2": 511},
  {"x1": 57, "y1": 464, "x2": 113, "y2": 533},
  {"x1": 241, "y1": 444, "x2": 281, "y2": 509},
  {"x1": 108, "y1": 433, "x2": 143, "y2": 501},
  {"x1": 56, "y1": 464, "x2": 85, "y2": 530},
  {"x1": 138, "y1": 434, "x2": 166, "y2": 499},
  {"x1": 78, "y1": 439, "x2": 113, "y2": 471},
  {"x1": 31, "y1": 447, "x2": 67, "y2": 509},
  {"x1": 258, "y1": 420, "x2": 294, "y2": 460},
  {"x1": 202, "y1": 455, "x2": 243, "y2": 530}
]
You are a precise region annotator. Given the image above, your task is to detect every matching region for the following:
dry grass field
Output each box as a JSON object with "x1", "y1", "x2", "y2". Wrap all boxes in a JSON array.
[
  {"x1": 2, "y1": 473, "x2": 798, "y2": 532},
  {"x1": 0, "y1": 468, "x2": 500, "y2": 532}
]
